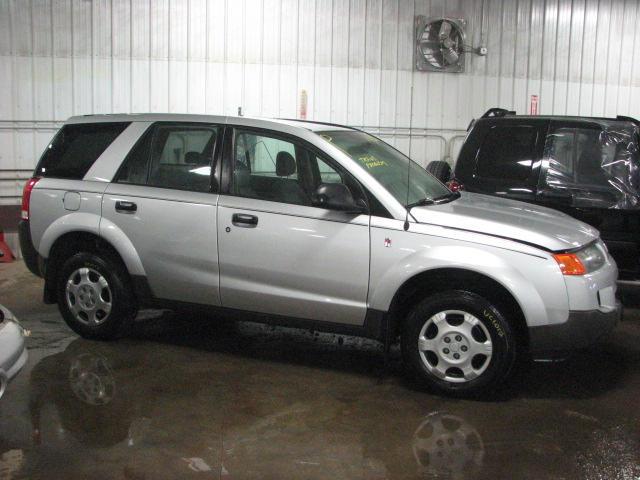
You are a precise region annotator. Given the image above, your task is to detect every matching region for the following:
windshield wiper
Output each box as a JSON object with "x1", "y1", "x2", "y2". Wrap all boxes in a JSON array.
[
  {"x1": 406, "y1": 191, "x2": 460, "y2": 209},
  {"x1": 432, "y1": 191, "x2": 461, "y2": 204},
  {"x1": 406, "y1": 198, "x2": 435, "y2": 209}
]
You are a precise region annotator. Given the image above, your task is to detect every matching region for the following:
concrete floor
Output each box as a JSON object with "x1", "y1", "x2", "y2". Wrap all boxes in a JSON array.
[{"x1": 0, "y1": 261, "x2": 639, "y2": 480}]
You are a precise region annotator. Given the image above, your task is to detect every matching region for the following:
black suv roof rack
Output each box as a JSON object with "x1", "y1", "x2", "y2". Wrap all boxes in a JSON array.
[
  {"x1": 481, "y1": 108, "x2": 516, "y2": 118},
  {"x1": 616, "y1": 115, "x2": 640, "y2": 127},
  {"x1": 480, "y1": 107, "x2": 640, "y2": 125}
]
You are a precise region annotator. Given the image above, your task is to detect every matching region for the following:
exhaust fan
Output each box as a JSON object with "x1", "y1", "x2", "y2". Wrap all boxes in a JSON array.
[{"x1": 415, "y1": 17, "x2": 486, "y2": 73}]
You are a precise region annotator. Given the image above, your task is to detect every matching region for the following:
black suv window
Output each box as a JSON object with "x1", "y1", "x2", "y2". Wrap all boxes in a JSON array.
[
  {"x1": 476, "y1": 126, "x2": 537, "y2": 181},
  {"x1": 544, "y1": 126, "x2": 606, "y2": 185},
  {"x1": 116, "y1": 124, "x2": 219, "y2": 193},
  {"x1": 36, "y1": 123, "x2": 129, "y2": 179}
]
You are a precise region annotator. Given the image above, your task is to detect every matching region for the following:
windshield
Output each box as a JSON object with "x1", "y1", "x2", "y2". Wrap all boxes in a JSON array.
[{"x1": 320, "y1": 130, "x2": 452, "y2": 206}]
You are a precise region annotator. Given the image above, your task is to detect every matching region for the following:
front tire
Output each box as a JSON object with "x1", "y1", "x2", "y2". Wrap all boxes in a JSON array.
[
  {"x1": 401, "y1": 290, "x2": 518, "y2": 397},
  {"x1": 57, "y1": 252, "x2": 137, "y2": 340}
]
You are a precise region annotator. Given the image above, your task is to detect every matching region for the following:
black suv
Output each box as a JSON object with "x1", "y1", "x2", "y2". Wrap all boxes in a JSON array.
[{"x1": 429, "y1": 108, "x2": 640, "y2": 290}]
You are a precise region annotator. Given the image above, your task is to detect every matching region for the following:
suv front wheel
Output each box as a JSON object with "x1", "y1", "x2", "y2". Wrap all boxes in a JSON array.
[
  {"x1": 56, "y1": 252, "x2": 137, "y2": 340},
  {"x1": 401, "y1": 290, "x2": 517, "y2": 397}
]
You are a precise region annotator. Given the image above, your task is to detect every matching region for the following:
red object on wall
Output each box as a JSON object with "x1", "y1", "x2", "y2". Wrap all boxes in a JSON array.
[
  {"x1": 530, "y1": 94, "x2": 539, "y2": 115},
  {"x1": 299, "y1": 89, "x2": 308, "y2": 120},
  {"x1": 0, "y1": 231, "x2": 13, "y2": 263}
]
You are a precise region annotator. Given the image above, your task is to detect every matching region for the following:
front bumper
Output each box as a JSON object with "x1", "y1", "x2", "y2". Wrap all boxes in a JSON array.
[
  {"x1": 528, "y1": 303, "x2": 622, "y2": 360},
  {"x1": 0, "y1": 308, "x2": 29, "y2": 399}
]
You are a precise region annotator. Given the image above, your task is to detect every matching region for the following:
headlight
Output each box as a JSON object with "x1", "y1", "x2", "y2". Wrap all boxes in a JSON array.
[
  {"x1": 553, "y1": 241, "x2": 607, "y2": 276},
  {"x1": 577, "y1": 241, "x2": 607, "y2": 272},
  {"x1": 0, "y1": 305, "x2": 24, "y2": 331}
]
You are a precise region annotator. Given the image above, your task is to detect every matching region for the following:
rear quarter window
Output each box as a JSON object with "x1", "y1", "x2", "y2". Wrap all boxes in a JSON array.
[{"x1": 35, "y1": 122, "x2": 129, "y2": 179}]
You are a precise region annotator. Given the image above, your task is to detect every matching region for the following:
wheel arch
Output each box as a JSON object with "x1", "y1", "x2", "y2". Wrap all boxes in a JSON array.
[
  {"x1": 43, "y1": 231, "x2": 138, "y2": 304},
  {"x1": 386, "y1": 267, "x2": 529, "y2": 349}
]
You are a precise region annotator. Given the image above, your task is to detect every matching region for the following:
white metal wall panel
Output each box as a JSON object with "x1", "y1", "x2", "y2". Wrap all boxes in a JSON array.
[{"x1": 2, "y1": 0, "x2": 640, "y2": 204}]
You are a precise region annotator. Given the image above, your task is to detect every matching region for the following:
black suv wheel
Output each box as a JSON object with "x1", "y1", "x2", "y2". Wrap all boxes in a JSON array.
[
  {"x1": 401, "y1": 290, "x2": 517, "y2": 397},
  {"x1": 56, "y1": 252, "x2": 137, "y2": 340}
]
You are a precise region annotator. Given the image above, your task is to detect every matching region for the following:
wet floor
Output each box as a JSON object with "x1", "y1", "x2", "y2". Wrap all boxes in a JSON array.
[{"x1": 1, "y1": 261, "x2": 639, "y2": 479}]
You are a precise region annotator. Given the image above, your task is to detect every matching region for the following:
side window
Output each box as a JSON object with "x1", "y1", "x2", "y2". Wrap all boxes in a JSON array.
[
  {"x1": 116, "y1": 127, "x2": 154, "y2": 185},
  {"x1": 476, "y1": 126, "x2": 537, "y2": 181},
  {"x1": 116, "y1": 124, "x2": 219, "y2": 192},
  {"x1": 231, "y1": 130, "x2": 309, "y2": 206},
  {"x1": 316, "y1": 156, "x2": 343, "y2": 184},
  {"x1": 36, "y1": 122, "x2": 129, "y2": 179}
]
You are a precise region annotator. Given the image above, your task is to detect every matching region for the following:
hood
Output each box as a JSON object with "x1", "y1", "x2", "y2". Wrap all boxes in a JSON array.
[{"x1": 410, "y1": 192, "x2": 598, "y2": 251}]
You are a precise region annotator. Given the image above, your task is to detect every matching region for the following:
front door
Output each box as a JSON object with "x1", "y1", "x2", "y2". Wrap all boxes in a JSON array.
[
  {"x1": 217, "y1": 127, "x2": 370, "y2": 325},
  {"x1": 102, "y1": 122, "x2": 222, "y2": 305}
]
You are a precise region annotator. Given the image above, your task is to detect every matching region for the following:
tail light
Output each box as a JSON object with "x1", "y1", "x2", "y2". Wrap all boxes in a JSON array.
[
  {"x1": 447, "y1": 179, "x2": 464, "y2": 192},
  {"x1": 21, "y1": 177, "x2": 41, "y2": 221}
]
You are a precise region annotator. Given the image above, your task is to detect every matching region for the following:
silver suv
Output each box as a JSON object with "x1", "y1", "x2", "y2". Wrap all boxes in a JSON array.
[{"x1": 19, "y1": 114, "x2": 621, "y2": 396}]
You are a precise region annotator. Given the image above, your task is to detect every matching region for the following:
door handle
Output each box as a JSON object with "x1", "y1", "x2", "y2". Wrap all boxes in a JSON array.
[
  {"x1": 115, "y1": 200, "x2": 137, "y2": 213},
  {"x1": 232, "y1": 213, "x2": 258, "y2": 228}
]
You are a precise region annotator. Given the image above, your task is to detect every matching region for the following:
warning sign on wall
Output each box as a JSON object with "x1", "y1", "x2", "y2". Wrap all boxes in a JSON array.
[{"x1": 530, "y1": 95, "x2": 539, "y2": 115}]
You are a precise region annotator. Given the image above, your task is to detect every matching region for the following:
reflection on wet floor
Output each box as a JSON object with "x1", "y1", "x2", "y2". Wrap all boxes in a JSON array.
[{"x1": 1, "y1": 307, "x2": 640, "y2": 479}]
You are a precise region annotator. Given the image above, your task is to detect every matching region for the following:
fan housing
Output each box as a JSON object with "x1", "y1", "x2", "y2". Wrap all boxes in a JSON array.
[{"x1": 415, "y1": 16, "x2": 467, "y2": 73}]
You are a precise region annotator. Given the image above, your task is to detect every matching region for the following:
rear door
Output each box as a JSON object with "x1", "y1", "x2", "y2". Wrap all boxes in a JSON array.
[
  {"x1": 456, "y1": 119, "x2": 548, "y2": 203},
  {"x1": 101, "y1": 122, "x2": 223, "y2": 305},
  {"x1": 216, "y1": 127, "x2": 370, "y2": 326}
]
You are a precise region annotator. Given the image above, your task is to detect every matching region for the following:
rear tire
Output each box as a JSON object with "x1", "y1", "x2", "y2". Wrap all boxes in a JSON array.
[
  {"x1": 56, "y1": 252, "x2": 137, "y2": 340},
  {"x1": 401, "y1": 290, "x2": 518, "y2": 397}
]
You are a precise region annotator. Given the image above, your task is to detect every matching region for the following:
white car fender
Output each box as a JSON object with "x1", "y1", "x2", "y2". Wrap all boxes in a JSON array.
[{"x1": 368, "y1": 226, "x2": 570, "y2": 329}]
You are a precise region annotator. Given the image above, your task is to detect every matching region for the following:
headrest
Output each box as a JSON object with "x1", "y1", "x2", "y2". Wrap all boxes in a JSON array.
[
  {"x1": 276, "y1": 151, "x2": 296, "y2": 177},
  {"x1": 185, "y1": 151, "x2": 209, "y2": 166}
]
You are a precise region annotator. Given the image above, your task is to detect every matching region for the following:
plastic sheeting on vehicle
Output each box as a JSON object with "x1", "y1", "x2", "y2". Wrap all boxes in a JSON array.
[{"x1": 540, "y1": 121, "x2": 640, "y2": 209}]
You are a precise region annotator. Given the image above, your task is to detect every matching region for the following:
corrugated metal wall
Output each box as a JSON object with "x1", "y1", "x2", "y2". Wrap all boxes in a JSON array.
[{"x1": 2, "y1": 0, "x2": 640, "y2": 204}]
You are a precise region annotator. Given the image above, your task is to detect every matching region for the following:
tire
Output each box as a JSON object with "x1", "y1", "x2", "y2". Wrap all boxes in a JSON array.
[
  {"x1": 426, "y1": 161, "x2": 452, "y2": 183},
  {"x1": 56, "y1": 251, "x2": 137, "y2": 340},
  {"x1": 401, "y1": 290, "x2": 518, "y2": 397}
]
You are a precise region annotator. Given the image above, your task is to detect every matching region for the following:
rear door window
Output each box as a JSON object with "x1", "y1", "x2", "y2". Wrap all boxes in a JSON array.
[
  {"x1": 36, "y1": 122, "x2": 129, "y2": 179},
  {"x1": 116, "y1": 123, "x2": 219, "y2": 192},
  {"x1": 475, "y1": 125, "x2": 538, "y2": 181}
]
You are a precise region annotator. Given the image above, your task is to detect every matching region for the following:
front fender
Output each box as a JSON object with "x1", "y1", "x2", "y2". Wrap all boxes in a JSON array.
[{"x1": 368, "y1": 230, "x2": 570, "y2": 328}]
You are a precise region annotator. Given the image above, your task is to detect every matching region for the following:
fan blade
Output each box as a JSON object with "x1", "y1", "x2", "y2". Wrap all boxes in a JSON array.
[
  {"x1": 438, "y1": 21, "x2": 452, "y2": 41},
  {"x1": 419, "y1": 39, "x2": 442, "y2": 48},
  {"x1": 441, "y1": 46, "x2": 459, "y2": 65}
]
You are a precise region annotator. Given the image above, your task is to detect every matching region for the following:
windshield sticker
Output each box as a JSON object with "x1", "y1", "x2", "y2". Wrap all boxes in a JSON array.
[{"x1": 359, "y1": 155, "x2": 388, "y2": 169}]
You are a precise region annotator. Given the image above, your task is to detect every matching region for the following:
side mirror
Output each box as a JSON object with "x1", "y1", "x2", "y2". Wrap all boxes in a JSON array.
[{"x1": 313, "y1": 183, "x2": 365, "y2": 213}]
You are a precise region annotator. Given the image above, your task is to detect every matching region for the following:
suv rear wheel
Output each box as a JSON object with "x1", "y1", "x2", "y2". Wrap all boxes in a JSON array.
[
  {"x1": 401, "y1": 290, "x2": 517, "y2": 397},
  {"x1": 56, "y1": 252, "x2": 137, "y2": 340}
]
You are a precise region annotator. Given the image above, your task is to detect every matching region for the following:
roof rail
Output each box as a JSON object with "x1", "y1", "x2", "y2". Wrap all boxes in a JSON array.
[
  {"x1": 277, "y1": 118, "x2": 362, "y2": 132},
  {"x1": 481, "y1": 108, "x2": 516, "y2": 118}
]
